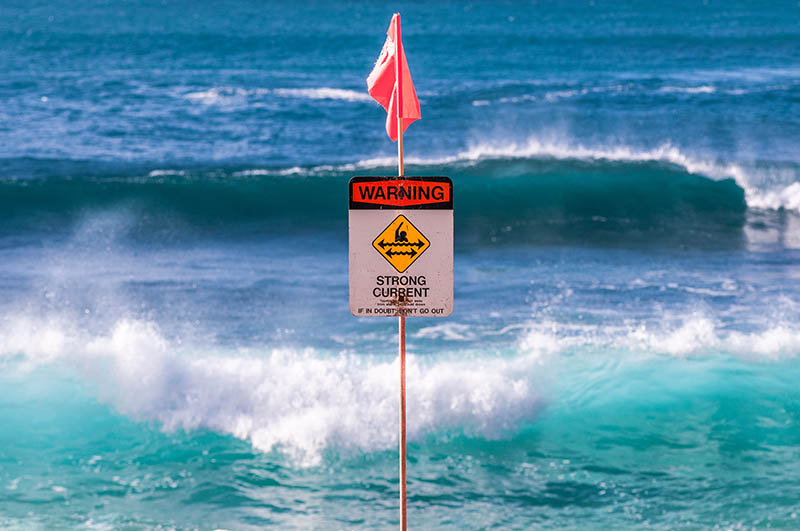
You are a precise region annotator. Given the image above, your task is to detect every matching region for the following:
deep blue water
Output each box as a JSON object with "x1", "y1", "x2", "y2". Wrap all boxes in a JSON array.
[{"x1": 1, "y1": 1, "x2": 800, "y2": 529}]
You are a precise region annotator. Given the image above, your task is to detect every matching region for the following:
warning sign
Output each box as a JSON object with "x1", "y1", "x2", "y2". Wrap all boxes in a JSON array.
[
  {"x1": 372, "y1": 215, "x2": 430, "y2": 273},
  {"x1": 351, "y1": 179, "x2": 451, "y2": 207},
  {"x1": 349, "y1": 176, "x2": 453, "y2": 318}
]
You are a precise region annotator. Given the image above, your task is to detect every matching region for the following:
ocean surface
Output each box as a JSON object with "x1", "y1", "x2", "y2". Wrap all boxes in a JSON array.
[{"x1": 2, "y1": 1, "x2": 800, "y2": 529}]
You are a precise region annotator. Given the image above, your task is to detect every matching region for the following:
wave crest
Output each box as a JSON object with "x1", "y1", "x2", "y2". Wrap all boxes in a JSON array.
[{"x1": 330, "y1": 139, "x2": 798, "y2": 213}]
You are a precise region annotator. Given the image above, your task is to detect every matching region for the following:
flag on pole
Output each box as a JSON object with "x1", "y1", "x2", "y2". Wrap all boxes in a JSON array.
[{"x1": 366, "y1": 14, "x2": 421, "y2": 142}]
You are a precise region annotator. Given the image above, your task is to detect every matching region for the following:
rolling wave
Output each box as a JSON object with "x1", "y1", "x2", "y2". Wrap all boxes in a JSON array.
[
  {"x1": 4, "y1": 140, "x2": 799, "y2": 246},
  {"x1": 344, "y1": 139, "x2": 797, "y2": 214},
  {"x1": 0, "y1": 146, "x2": 754, "y2": 246},
  {"x1": 0, "y1": 316, "x2": 543, "y2": 466},
  {"x1": 3, "y1": 313, "x2": 799, "y2": 465}
]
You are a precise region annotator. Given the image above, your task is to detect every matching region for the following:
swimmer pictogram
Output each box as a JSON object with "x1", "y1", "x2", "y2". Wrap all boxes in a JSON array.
[{"x1": 372, "y1": 215, "x2": 430, "y2": 273}]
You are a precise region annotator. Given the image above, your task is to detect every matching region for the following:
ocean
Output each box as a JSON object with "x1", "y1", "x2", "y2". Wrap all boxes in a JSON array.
[{"x1": 1, "y1": 1, "x2": 800, "y2": 528}]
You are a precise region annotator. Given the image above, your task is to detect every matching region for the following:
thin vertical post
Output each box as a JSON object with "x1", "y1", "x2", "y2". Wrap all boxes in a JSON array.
[
  {"x1": 398, "y1": 313, "x2": 407, "y2": 531},
  {"x1": 394, "y1": 14, "x2": 407, "y2": 531}
]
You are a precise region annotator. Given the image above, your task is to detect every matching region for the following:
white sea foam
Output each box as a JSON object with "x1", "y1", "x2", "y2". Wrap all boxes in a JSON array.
[
  {"x1": 454, "y1": 139, "x2": 742, "y2": 183},
  {"x1": 147, "y1": 169, "x2": 186, "y2": 177},
  {"x1": 544, "y1": 88, "x2": 590, "y2": 101},
  {"x1": 0, "y1": 317, "x2": 544, "y2": 466},
  {"x1": 502, "y1": 82, "x2": 738, "y2": 100},
  {"x1": 184, "y1": 87, "x2": 257, "y2": 105},
  {"x1": 4, "y1": 311, "x2": 800, "y2": 464},
  {"x1": 658, "y1": 85, "x2": 716, "y2": 94},
  {"x1": 183, "y1": 86, "x2": 370, "y2": 105},
  {"x1": 478, "y1": 84, "x2": 635, "y2": 106},
  {"x1": 336, "y1": 139, "x2": 730, "y2": 175},
  {"x1": 415, "y1": 323, "x2": 477, "y2": 341},
  {"x1": 745, "y1": 181, "x2": 800, "y2": 211},
  {"x1": 498, "y1": 94, "x2": 537, "y2": 104},
  {"x1": 184, "y1": 89, "x2": 224, "y2": 105},
  {"x1": 231, "y1": 167, "x2": 306, "y2": 177},
  {"x1": 627, "y1": 317, "x2": 800, "y2": 360},
  {"x1": 518, "y1": 315, "x2": 800, "y2": 360},
  {"x1": 272, "y1": 88, "x2": 371, "y2": 102}
]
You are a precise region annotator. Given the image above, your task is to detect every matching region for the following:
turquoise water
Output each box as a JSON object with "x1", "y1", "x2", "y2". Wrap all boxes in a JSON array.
[{"x1": 1, "y1": 1, "x2": 800, "y2": 528}]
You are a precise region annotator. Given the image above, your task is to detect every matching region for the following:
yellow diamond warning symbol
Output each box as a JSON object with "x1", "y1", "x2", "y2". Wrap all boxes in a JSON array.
[{"x1": 372, "y1": 215, "x2": 430, "y2": 273}]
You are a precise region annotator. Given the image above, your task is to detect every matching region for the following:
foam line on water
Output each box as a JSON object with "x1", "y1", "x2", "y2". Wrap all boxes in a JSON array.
[
  {"x1": 182, "y1": 86, "x2": 371, "y2": 105},
  {"x1": 658, "y1": 85, "x2": 716, "y2": 94},
  {"x1": 271, "y1": 88, "x2": 372, "y2": 102},
  {"x1": 519, "y1": 315, "x2": 800, "y2": 360}
]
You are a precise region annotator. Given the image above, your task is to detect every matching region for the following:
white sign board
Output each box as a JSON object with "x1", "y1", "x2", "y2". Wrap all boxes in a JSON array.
[{"x1": 349, "y1": 176, "x2": 453, "y2": 317}]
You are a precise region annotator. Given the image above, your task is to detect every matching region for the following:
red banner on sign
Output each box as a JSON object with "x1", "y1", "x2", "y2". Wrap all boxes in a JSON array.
[{"x1": 351, "y1": 179, "x2": 451, "y2": 207}]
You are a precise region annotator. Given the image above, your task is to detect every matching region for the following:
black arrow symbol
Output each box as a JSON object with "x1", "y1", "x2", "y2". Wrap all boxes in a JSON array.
[
  {"x1": 385, "y1": 248, "x2": 417, "y2": 258},
  {"x1": 377, "y1": 239, "x2": 389, "y2": 249}
]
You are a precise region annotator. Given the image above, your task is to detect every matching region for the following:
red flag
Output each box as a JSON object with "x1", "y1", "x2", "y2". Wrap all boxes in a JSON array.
[{"x1": 366, "y1": 14, "x2": 420, "y2": 142}]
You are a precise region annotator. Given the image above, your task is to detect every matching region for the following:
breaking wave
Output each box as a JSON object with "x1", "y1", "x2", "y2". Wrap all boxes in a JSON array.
[
  {"x1": 0, "y1": 316, "x2": 543, "y2": 466},
  {"x1": 3, "y1": 312, "x2": 799, "y2": 465},
  {"x1": 2, "y1": 139, "x2": 797, "y2": 245},
  {"x1": 193, "y1": 139, "x2": 797, "y2": 215}
]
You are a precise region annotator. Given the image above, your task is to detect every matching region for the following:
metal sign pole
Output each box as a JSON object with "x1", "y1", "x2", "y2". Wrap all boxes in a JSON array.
[
  {"x1": 356, "y1": 13, "x2": 452, "y2": 531},
  {"x1": 394, "y1": 14, "x2": 407, "y2": 531},
  {"x1": 398, "y1": 312, "x2": 407, "y2": 531}
]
